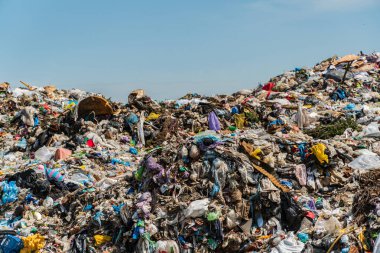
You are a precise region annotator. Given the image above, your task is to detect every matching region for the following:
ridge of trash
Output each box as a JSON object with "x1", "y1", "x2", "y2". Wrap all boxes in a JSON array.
[{"x1": 0, "y1": 52, "x2": 379, "y2": 252}]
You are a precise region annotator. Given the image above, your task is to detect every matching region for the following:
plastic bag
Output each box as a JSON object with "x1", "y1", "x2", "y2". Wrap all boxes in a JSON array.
[
  {"x1": 310, "y1": 143, "x2": 329, "y2": 164},
  {"x1": 146, "y1": 112, "x2": 160, "y2": 121},
  {"x1": 274, "y1": 232, "x2": 305, "y2": 253},
  {"x1": 12, "y1": 88, "x2": 36, "y2": 97},
  {"x1": 348, "y1": 154, "x2": 380, "y2": 170},
  {"x1": 95, "y1": 178, "x2": 117, "y2": 190},
  {"x1": 280, "y1": 192, "x2": 304, "y2": 231},
  {"x1": 69, "y1": 173, "x2": 91, "y2": 186},
  {"x1": 208, "y1": 111, "x2": 221, "y2": 131},
  {"x1": 20, "y1": 233, "x2": 45, "y2": 253},
  {"x1": 182, "y1": 198, "x2": 210, "y2": 219},
  {"x1": 314, "y1": 215, "x2": 341, "y2": 236},
  {"x1": 35, "y1": 146, "x2": 54, "y2": 162},
  {"x1": 155, "y1": 240, "x2": 180, "y2": 253},
  {"x1": 234, "y1": 113, "x2": 245, "y2": 129},
  {"x1": 125, "y1": 113, "x2": 139, "y2": 125},
  {"x1": 359, "y1": 122, "x2": 380, "y2": 137},
  {"x1": 70, "y1": 232, "x2": 87, "y2": 253},
  {"x1": 19, "y1": 107, "x2": 36, "y2": 126},
  {"x1": 1, "y1": 181, "x2": 18, "y2": 205},
  {"x1": 93, "y1": 235, "x2": 111, "y2": 246},
  {"x1": 16, "y1": 138, "x2": 27, "y2": 149},
  {"x1": 0, "y1": 235, "x2": 24, "y2": 253}
]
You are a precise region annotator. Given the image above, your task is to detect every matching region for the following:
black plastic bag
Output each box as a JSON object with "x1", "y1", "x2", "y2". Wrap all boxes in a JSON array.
[
  {"x1": 69, "y1": 231, "x2": 87, "y2": 253},
  {"x1": 280, "y1": 192, "x2": 304, "y2": 231}
]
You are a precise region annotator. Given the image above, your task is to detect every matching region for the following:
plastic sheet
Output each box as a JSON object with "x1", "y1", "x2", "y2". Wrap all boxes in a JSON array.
[{"x1": 348, "y1": 154, "x2": 380, "y2": 170}]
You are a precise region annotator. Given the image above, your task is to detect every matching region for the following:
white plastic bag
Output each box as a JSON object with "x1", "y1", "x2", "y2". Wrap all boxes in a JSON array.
[
  {"x1": 95, "y1": 178, "x2": 117, "y2": 190},
  {"x1": 12, "y1": 88, "x2": 36, "y2": 97},
  {"x1": 182, "y1": 198, "x2": 210, "y2": 219},
  {"x1": 314, "y1": 215, "x2": 341, "y2": 236},
  {"x1": 155, "y1": 240, "x2": 180, "y2": 253},
  {"x1": 348, "y1": 155, "x2": 380, "y2": 170},
  {"x1": 359, "y1": 122, "x2": 380, "y2": 137},
  {"x1": 69, "y1": 173, "x2": 92, "y2": 186},
  {"x1": 274, "y1": 232, "x2": 305, "y2": 253},
  {"x1": 35, "y1": 146, "x2": 54, "y2": 162}
]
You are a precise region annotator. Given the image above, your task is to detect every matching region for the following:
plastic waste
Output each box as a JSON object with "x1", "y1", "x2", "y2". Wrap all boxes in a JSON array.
[
  {"x1": 348, "y1": 154, "x2": 380, "y2": 170},
  {"x1": 274, "y1": 232, "x2": 305, "y2": 253},
  {"x1": 0, "y1": 52, "x2": 379, "y2": 252},
  {"x1": 311, "y1": 143, "x2": 329, "y2": 164},
  {"x1": 0, "y1": 235, "x2": 24, "y2": 253},
  {"x1": 208, "y1": 111, "x2": 221, "y2": 131},
  {"x1": 182, "y1": 198, "x2": 210, "y2": 219},
  {"x1": 20, "y1": 233, "x2": 45, "y2": 253},
  {"x1": 1, "y1": 181, "x2": 19, "y2": 205},
  {"x1": 297, "y1": 232, "x2": 309, "y2": 243},
  {"x1": 359, "y1": 122, "x2": 380, "y2": 137},
  {"x1": 314, "y1": 215, "x2": 341, "y2": 236},
  {"x1": 69, "y1": 173, "x2": 91, "y2": 186},
  {"x1": 146, "y1": 112, "x2": 160, "y2": 121},
  {"x1": 93, "y1": 235, "x2": 111, "y2": 246},
  {"x1": 129, "y1": 147, "x2": 138, "y2": 155},
  {"x1": 111, "y1": 158, "x2": 131, "y2": 166},
  {"x1": 34, "y1": 146, "x2": 54, "y2": 162},
  {"x1": 43, "y1": 197, "x2": 54, "y2": 208},
  {"x1": 155, "y1": 240, "x2": 180, "y2": 253},
  {"x1": 234, "y1": 113, "x2": 245, "y2": 129},
  {"x1": 16, "y1": 138, "x2": 27, "y2": 149}
]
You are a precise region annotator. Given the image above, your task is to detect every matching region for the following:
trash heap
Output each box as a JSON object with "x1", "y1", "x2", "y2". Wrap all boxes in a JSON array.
[{"x1": 0, "y1": 52, "x2": 380, "y2": 252}]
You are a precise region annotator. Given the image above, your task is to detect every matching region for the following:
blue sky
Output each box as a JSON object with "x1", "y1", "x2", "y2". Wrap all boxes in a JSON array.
[{"x1": 1, "y1": 0, "x2": 379, "y2": 101}]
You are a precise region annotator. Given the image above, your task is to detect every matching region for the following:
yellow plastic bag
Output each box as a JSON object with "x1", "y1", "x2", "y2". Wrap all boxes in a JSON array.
[
  {"x1": 234, "y1": 113, "x2": 246, "y2": 129},
  {"x1": 20, "y1": 234, "x2": 45, "y2": 253},
  {"x1": 94, "y1": 234, "x2": 112, "y2": 246},
  {"x1": 146, "y1": 112, "x2": 160, "y2": 121},
  {"x1": 311, "y1": 143, "x2": 329, "y2": 164}
]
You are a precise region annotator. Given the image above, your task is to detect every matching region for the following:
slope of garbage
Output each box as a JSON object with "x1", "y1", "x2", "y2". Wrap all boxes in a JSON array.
[{"x1": 0, "y1": 52, "x2": 379, "y2": 253}]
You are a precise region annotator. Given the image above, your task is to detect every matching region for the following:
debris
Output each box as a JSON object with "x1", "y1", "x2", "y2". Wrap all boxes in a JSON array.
[{"x1": 0, "y1": 52, "x2": 379, "y2": 252}]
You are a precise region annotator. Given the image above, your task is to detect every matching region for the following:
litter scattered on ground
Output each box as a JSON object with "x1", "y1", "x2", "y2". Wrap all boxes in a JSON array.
[{"x1": 0, "y1": 52, "x2": 379, "y2": 252}]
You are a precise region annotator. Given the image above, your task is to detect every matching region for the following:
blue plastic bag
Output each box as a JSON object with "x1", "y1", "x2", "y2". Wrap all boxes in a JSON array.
[
  {"x1": 126, "y1": 113, "x2": 139, "y2": 125},
  {"x1": 16, "y1": 138, "x2": 27, "y2": 149},
  {"x1": 1, "y1": 181, "x2": 18, "y2": 205},
  {"x1": 344, "y1": 103, "x2": 355, "y2": 110},
  {"x1": 0, "y1": 235, "x2": 23, "y2": 253},
  {"x1": 129, "y1": 147, "x2": 138, "y2": 155}
]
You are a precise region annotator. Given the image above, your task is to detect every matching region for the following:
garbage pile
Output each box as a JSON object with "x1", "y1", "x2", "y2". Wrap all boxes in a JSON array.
[{"x1": 0, "y1": 52, "x2": 379, "y2": 252}]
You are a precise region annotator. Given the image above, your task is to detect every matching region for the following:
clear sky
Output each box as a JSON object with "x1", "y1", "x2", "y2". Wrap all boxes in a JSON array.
[{"x1": 1, "y1": 0, "x2": 379, "y2": 101}]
